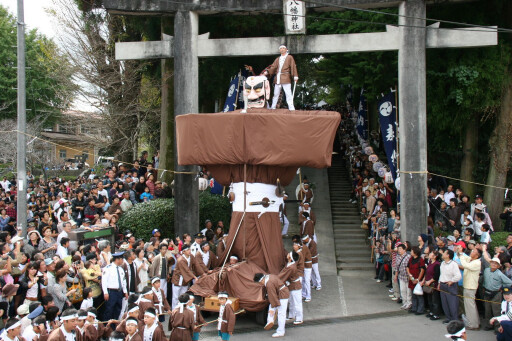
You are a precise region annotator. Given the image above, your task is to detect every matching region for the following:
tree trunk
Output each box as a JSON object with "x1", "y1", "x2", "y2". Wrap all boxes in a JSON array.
[
  {"x1": 460, "y1": 114, "x2": 479, "y2": 198},
  {"x1": 484, "y1": 79, "x2": 512, "y2": 229}
]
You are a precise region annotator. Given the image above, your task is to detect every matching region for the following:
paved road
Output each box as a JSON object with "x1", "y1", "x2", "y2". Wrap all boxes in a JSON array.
[{"x1": 198, "y1": 314, "x2": 497, "y2": 340}]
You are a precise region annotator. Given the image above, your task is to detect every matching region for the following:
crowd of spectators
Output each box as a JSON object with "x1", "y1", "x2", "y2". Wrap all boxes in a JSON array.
[{"x1": 338, "y1": 109, "x2": 512, "y2": 337}]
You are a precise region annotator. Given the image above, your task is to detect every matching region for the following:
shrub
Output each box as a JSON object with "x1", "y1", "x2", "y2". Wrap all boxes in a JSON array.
[
  {"x1": 489, "y1": 231, "x2": 510, "y2": 254},
  {"x1": 118, "y1": 199, "x2": 175, "y2": 240},
  {"x1": 117, "y1": 192, "x2": 232, "y2": 240},
  {"x1": 199, "y1": 191, "x2": 231, "y2": 232}
]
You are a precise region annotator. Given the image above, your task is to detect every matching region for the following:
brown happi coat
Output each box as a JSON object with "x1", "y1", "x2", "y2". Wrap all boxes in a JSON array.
[
  {"x1": 116, "y1": 317, "x2": 145, "y2": 337},
  {"x1": 149, "y1": 253, "x2": 175, "y2": 279},
  {"x1": 307, "y1": 240, "x2": 319, "y2": 264},
  {"x1": 219, "y1": 302, "x2": 236, "y2": 334},
  {"x1": 171, "y1": 256, "x2": 195, "y2": 286},
  {"x1": 152, "y1": 288, "x2": 171, "y2": 314},
  {"x1": 83, "y1": 322, "x2": 112, "y2": 341},
  {"x1": 138, "y1": 299, "x2": 157, "y2": 320},
  {"x1": 125, "y1": 333, "x2": 143, "y2": 341},
  {"x1": 193, "y1": 250, "x2": 217, "y2": 276},
  {"x1": 266, "y1": 55, "x2": 298, "y2": 84},
  {"x1": 300, "y1": 220, "x2": 315, "y2": 240},
  {"x1": 301, "y1": 245, "x2": 313, "y2": 269},
  {"x1": 264, "y1": 274, "x2": 290, "y2": 308},
  {"x1": 295, "y1": 250, "x2": 305, "y2": 277},
  {"x1": 278, "y1": 262, "x2": 302, "y2": 291},
  {"x1": 142, "y1": 323, "x2": 167, "y2": 341},
  {"x1": 169, "y1": 307, "x2": 195, "y2": 341},
  {"x1": 298, "y1": 208, "x2": 316, "y2": 225}
]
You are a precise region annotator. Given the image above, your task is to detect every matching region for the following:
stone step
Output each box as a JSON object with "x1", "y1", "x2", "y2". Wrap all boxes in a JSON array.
[
  {"x1": 338, "y1": 269, "x2": 375, "y2": 277},
  {"x1": 335, "y1": 242, "x2": 369, "y2": 249},
  {"x1": 337, "y1": 256, "x2": 371, "y2": 263},
  {"x1": 332, "y1": 227, "x2": 365, "y2": 233},
  {"x1": 337, "y1": 263, "x2": 375, "y2": 271},
  {"x1": 336, "y1": 249, "x2": 370, "y2": 257}
]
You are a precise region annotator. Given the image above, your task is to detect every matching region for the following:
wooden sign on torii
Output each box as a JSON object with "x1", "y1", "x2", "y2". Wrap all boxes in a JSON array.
[{"x1": 103, "y1": 0, "x2": 497, "y2": 242}]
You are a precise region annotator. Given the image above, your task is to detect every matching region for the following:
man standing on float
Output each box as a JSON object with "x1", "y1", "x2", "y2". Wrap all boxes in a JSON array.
[{"x1": 264, "y1": 44, "x2": 298, "y2": 111}]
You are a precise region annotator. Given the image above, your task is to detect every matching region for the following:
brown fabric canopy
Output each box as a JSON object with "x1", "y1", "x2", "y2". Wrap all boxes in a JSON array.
[
  {"x1": 190, "y1": 261, "x2": 268, "y2": 312},
  {"x1": 176, "y1": 109, "x2": 341, "y2": 168}
]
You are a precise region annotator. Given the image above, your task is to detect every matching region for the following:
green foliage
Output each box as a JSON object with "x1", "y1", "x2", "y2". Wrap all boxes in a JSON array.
[
  {"x1": 118, "y1": 199, "x2": 175, "y2": 240},
  {"x1": 0, "y1": 5, "x2": 76, "y2": 124},
  {"x1": 199, "y1": 191, "x2": 231, "y2": 231},
  {"x1": 489, "y1": 232, "x2": 509, "y2": 254},
  {"x1": 117, "y1": 193, "x2": 232, "y2": 240}
]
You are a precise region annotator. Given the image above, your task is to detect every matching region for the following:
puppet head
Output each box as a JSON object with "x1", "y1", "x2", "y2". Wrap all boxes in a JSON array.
[{"x1": 242, "y1": 75, "x2": 270, "y2": 112}]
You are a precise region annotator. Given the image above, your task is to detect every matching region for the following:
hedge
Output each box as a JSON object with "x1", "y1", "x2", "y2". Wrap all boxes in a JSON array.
[
  {"x1": 118, "y1": 199, "x2": 175, "y2": 240},
  {"x1": 117, "y1": 192, "x2": 232, "y2": 240}
]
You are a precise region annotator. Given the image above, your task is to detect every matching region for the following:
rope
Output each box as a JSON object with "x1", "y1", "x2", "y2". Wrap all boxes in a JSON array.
[
  {"x1": 0, "y1": 129, "x2": 197, "y2": 175},
  {"x1": 399, "y1": 170, "x2": 510, "y2": 191},
  {"x1": 422, "y1": 283, "x2": 504, "y2": 305},
  {"x1": 195, "y1": 309, "x2": 246, "y2": 328}
]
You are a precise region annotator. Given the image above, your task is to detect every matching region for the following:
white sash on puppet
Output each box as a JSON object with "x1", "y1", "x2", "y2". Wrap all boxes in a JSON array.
[
  {"x1": 231, "y1": 182, "x2": 280, "y2": 217},
  {"x1": 143, "y1": 322, "x2": 158, "y2": 341}
]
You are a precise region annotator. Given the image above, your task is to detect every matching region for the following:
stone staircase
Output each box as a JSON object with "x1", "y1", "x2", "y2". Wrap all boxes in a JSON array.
[{"x1": 328, "y1": 156, "x2": 374, "y2": 273}]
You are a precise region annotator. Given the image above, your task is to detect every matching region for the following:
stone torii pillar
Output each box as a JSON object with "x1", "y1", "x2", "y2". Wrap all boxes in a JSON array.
[
  {"x1": 173, "y1": 11, "x2": 199, "y2": 236},
  {"x1": 399, "y1": 0, "x2": 428, "y2": 242}
]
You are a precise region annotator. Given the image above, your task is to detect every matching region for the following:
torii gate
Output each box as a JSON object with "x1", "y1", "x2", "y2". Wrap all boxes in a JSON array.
[{"x1": 104, "y1": 0, "x2": 497, "y2": 242}]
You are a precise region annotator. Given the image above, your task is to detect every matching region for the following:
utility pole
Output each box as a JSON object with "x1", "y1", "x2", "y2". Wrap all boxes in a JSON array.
[{"x1": 17, "y1": 0, "x2": 27, "y2": 237}]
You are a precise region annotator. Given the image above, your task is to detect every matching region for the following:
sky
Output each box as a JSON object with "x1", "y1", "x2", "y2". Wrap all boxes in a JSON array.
[
  {"x1": 0, "y1": 0, "x2": 57, "y2": 39},
  {"x1": 0, "y1": 0, "x2": 97, "y2": 111}
]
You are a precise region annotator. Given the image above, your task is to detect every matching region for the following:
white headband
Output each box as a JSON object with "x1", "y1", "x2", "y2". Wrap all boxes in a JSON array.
[
  {"x1": 128, "y1": 306, "x2": 139, "y2": 313},
  {"x1": 6, "y1": 321, "x2": 21, "y2": 331},
  {"x1": 230, "y1": 256, "x2": 238, "y2": 260},
  {"x1": 126, "y1": 319, "x2": 138, "y2": 326},
  {"x1": 279, "y1": 45, "x2": 287, "y2": 49},
  {"x1": 61, "y1": 314, "x2": 78, "y2": 321},
  {"x1": 151, "y1": 277, "x2": 160, "y2": 284},
  {"x1": 445, "y1": 328, "x2": 465, "y2": 338},
  {"x1": 301, "y1": 235, "x2": 309, "y2": 241},
  {"x1": 87, "y1": 312, "x2": 97, "y2": 318},
  {"x1": 218, "y1": 293, "x2": 228, "y2": 298},
  {"x1": 78, "y1": 315, "x2": 87, "y2": 320},
  {"x1": 189, "y1": 295, "x2": 194, "y2": 300},
  {"x1": 144, "y1": 312, "x2": 156, "y2": 318}
]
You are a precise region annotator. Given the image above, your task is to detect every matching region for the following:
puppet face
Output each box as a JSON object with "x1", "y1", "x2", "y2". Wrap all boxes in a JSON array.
[{"x1": 244, "y1": 76, "x2": 270, "y2": 108}]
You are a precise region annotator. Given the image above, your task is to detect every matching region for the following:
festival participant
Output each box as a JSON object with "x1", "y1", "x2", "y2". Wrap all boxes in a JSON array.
[
  {"x1": 22, "y1": 315, "x2": 47, "y2": 341},
  {"x1": 297, "y1": 181, "x2": 313, "y2": 206},
  {"x1": 48, "y1": 308, "x2": 78, "y2": 341},
  {"x1": 137, "y1": 286, "x2": 156, "y2": 320},
  {"x1": 171, "y1": 245, "x2": 197, "y2": 309},
  {"x1": 217, "y1": 292, "x2": 235, "y2": 341},
  {"x1": 489, "y1": 286, "x2": 512, "y2": 340},
  {"x1": 254, "y1": 273, "x2": 289, "y2": 338},
  {"x1": 151, "y1": 278, "x2": 171, "y2": 322},
  {"x1": 169, "y1": 294, "x2": 195, "y2": 341},
  {"x1": 278, "y1": 251, "x2": 303, "y2": 325},
  {"x1": 186, "y1": 292, "x2": 205, "y2": 341},
  {"x1": 194, "y1": 242, "x2": 217, "y2": 276},
  {"x1": 298, "y1": 241, "x2": 313, "y2": 303},
  {"x1": 299, "y1": 212, "x2": 315, "y2": 242},
  {"x1": 302, "y1": 235, "x2": 321, "y2": 291},
  {"x1": 141, "y1": 308, "x2": 167, "y2": 341},
  {"x1": 124, "y1": 317, "x2": 142, "y2": 341},
  {"x1": 101, "y1": 252, "x2": 128, "y2": 323},
  {"x1": 445, "y1": 320, "x2": 467, "y2": 341},
  {"x1": 116, "y1": 304, "x2": 144, "y2": 336},
  {"x1": 279, "y1": 193, "x2": 290, "y2": 237},
  {"x1": 149, "y1": 243, "x2": 174, "y2": 297},
  {"x1": 75, "y1": 309, "x2": 88, "y2": 341},
  {"x1": 3, "y1": 318, "x2": 25, "y2": 341},
  {"x1": 264, "y1": 44, "x2": 298, "y2": 111},
  {"x1": 84, "y1": 308, "x2": 114, "y2": 340},
  {"x1": 298, "y1": 202, "x2": 316, "y2": 226}
]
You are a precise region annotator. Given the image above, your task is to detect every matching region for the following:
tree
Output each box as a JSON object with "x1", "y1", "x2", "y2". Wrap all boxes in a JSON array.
[
  {"x1": 48, "y1": 0, "x2": 161, "y2": 161},
  {"x1": 0, "y1": 5, "x2": 76, "y2": 125}
]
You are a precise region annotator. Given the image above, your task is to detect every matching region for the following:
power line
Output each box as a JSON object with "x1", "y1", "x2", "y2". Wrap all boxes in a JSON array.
[
  {"x1": 159, "y1": 0, "x2": 511, "y2": 34},
  {"x1": 302, "y1": 0, "x2": 512, "y2": 33}
]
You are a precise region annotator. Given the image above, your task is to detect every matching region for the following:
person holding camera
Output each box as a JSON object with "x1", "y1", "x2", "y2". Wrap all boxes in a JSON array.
[{"x1": 500, "y1": 205, "x2": 512, "y2": 233}]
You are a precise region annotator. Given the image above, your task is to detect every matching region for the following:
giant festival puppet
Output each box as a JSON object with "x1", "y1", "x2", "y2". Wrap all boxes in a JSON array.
[{"x1": 175, "y1": 52, "x2": 340, "y2": 315}]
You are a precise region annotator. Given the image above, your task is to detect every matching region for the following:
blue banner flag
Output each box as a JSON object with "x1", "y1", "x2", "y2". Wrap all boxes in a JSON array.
[
  {"x1": 378, "y1": 91, "x2": 398, "y2": 180},
  {"x1": 237, "y1": 69, "x2": 249, "y2": 109},
  {"x1": 356, "y1": 89, "x2": 368, "y2": 140},
  {"x1": 223, "y1": 74, "x2": 240, "y2": 112}
]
